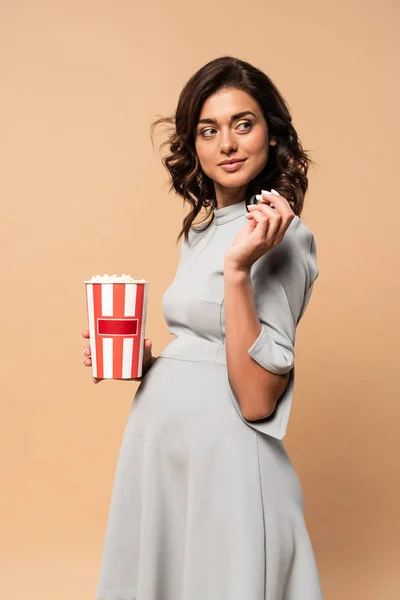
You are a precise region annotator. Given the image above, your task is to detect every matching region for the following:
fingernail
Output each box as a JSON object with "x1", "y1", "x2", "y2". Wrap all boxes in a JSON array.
[
  {"x1": 261, "y1": 189, "x2": 272, "y2": 195},
  {"x1": 271, "y1": 189, "x2": 280, "y2": 196},
  {"x1": 83, "y1": 349, "x2": 87, "y2": 356}
]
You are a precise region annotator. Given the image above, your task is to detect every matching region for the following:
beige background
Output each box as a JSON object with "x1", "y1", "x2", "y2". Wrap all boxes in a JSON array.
[{"x1": 1, "y1": 1, "x2": 399, "y2": 598}]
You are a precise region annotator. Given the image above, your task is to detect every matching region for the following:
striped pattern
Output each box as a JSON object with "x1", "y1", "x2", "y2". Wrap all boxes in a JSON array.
[{"x1": 85, "y1": 282, "x2": 149, "y2": 379}]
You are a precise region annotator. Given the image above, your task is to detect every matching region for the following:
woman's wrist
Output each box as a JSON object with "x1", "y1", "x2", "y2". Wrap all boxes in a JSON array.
[{"x1": 224, "y1": 260, "x2": 252, "y2": 284}]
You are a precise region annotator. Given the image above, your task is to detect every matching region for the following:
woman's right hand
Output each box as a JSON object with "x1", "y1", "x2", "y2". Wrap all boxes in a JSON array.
[{"x1": 81, "y1": 329, "x2": 157, "y2": 383}]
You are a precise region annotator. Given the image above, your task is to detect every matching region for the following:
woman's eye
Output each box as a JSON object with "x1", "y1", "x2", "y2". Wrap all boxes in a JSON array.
[
  {"x1": 201, "y1": 128, "x2": 216, "y2": 137},
  {"x1": 237, "y1": 121, "x2": 252, "y2": 131}
]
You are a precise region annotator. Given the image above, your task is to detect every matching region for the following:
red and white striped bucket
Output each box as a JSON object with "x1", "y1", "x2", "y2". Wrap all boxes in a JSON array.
[{"x1": 84, "y1": 281, "x2": 150, "y2": 379}]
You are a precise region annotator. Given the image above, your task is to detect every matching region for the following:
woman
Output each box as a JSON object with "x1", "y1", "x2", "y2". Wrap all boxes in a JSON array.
[{"x1": 82, "y1": 55, "x2": 324, "y2": 600}]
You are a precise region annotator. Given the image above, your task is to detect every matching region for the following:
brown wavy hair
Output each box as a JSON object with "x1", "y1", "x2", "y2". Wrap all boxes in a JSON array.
[{"x1": 150, "y1": 55, "x2": 316, "y2": 246}]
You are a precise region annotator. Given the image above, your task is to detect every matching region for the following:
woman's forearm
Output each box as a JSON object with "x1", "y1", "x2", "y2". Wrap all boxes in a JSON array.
[{"x1": 223, "y1": 260, "x2": 289, "y2": 421}]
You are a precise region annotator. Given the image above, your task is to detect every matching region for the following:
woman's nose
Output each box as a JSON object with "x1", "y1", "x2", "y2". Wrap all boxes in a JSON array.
[{"x1": 220, "y1": 131, "x2": 237, "y2": 153}]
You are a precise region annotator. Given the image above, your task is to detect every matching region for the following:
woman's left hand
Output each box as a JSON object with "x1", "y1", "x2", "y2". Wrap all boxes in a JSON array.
[{"x1": 224, "y1": 189, "x2": 295, "y2": 272}]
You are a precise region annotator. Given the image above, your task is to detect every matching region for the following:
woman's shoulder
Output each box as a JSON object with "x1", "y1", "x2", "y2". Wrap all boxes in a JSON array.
[
  {"x1": 181, "y1": 221, "x2": 212, "y2": 248},
  {"x1": 178, "y1": 223, "x2": 206, "y2": 262},
  {"x1": 252, "y1": 214, "x2": 319, "y2": 288},
  {"x1": 288, "y1": 214, "x2": 316, "y2": 249},
  {"x1": 285, "y1": 215, "x2": 319, "y2": 285}
]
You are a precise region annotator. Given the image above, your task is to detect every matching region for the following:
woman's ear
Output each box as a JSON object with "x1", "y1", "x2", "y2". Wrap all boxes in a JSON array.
[{"x1": 269, "y1": 137, "x2": 277, "y2": 146}]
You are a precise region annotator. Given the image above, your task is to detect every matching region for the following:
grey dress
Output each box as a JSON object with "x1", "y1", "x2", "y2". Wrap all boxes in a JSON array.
[{"x1": 95, "y1": 199, "x2": 324, "y2": 600}]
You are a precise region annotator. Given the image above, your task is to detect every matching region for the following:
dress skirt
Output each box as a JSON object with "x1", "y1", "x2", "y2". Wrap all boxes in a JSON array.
[{"x1": 95, "y1": 355, "x2": 324, "y2": 600}]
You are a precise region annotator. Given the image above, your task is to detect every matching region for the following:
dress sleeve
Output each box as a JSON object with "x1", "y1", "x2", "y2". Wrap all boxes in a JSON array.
[{"x1": 227, "y1": 217, "x2": 319, "y2": 440}]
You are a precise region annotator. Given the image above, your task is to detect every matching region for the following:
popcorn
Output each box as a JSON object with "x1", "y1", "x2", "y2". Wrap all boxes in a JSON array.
[{"x1": 86, "y1": 273, "x2": 146, "y2": 283}]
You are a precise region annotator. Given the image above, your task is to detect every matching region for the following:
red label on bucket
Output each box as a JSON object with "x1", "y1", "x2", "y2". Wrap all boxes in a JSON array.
[{"x1": 97, "y1": 318, "x2": 138, "y2": 336}]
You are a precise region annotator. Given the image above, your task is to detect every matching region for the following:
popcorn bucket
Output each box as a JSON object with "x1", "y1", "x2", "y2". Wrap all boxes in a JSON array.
[{"x1": 84, "y1": 277, "x2": 151, "y2": 379}]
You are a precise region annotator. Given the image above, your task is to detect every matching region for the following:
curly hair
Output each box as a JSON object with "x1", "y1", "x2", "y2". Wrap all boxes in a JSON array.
[{"x1": 150, "y1": 55, "x2": 316, "y2": 246}]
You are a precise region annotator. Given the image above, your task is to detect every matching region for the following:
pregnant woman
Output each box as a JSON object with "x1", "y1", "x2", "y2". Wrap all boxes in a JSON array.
[{"x1": 82, "y1": 55, "x2": 324, "y2": 600}]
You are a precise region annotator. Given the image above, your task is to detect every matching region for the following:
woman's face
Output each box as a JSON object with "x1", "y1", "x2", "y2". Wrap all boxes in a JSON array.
[{"x1": 194, "y1": 87, "x2": 276, "y2": 206}]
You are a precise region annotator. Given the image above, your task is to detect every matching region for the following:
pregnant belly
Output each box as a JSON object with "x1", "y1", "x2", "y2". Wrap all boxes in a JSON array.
[
  {"x1": 124, "y1": 357, "x2": 244, "y2": 441},
  {"x1": 122, "y1": 357, "x2": 303, "y2": 507}
]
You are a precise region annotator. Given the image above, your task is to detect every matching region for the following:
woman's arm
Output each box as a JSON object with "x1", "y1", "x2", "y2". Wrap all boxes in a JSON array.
[{"x1": 224, "y1": 264, "x2": 290, "y2": 421}]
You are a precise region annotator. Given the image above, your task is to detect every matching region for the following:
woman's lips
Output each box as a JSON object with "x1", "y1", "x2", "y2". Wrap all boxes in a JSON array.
[{"x1": 219, "y1": 159, "x2": 247, "y2": 172}]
